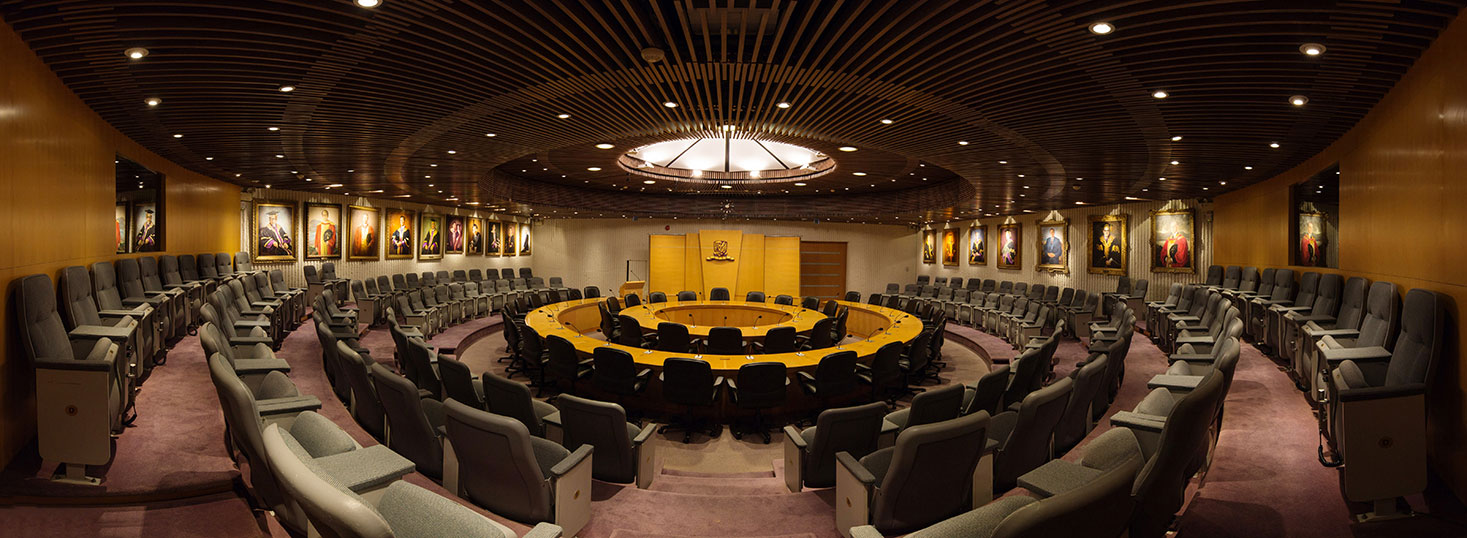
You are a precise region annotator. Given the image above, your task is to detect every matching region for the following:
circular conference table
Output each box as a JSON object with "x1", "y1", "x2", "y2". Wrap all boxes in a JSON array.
[{"x1": 524, "y1": 298, "x2": 924, "y2": 373}]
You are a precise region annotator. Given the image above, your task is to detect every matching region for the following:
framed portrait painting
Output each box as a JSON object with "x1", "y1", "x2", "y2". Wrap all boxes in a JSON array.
[
  {"x1": 385, "y1": 208, "x2": 416, "y2": 260},
  {"x1": 115, "y1": 202, "x2": 129, "y2": 254},
  {"x1": 1296, "y1": 210, "x2": 1328, "y2": 267},
  {"x1": 1150, "y1": 208, "x2": 1195, "y2": 273},
  {"x1": 941, "y1": 229, "x2": 958, "y2": 266},
  {"x1": 304, "y1": 202, "x2": 342, "y2": 260},
  {"x1": 132, "y1": 202, "x2": 160, "y2": 252},
  {"x1": 968, "y1": 225, "x2": 987, "y2": 265},
  {"x1": 486, "y1": 221, "x2": 503, "y2": 255},
  {"x1": 519, "y1": 223, "x2": 532, "y2": 256},
  {"x1": 252, "y1": 201, "x2": 297, "y2": 262},
  {"x1": 1036, "y1": 218, "x2": 1069, "y2": 274},
  {"x1": 1087, "y1": 214, "x2": 1128, "y2": 275},
  {"x1": 466, "y1": 218, "x2": 485, "y2": 255},
  {"x1": 502, "y1": 222, "x2": 518, "y2": 257},
  {"x1": 921, "y1": 230, "x2": 936, "y2": 264},
  {"x1": 347, "y1": 205, "x2": 380, "y2": 260},
  {"x1": 997, "y1": 223, "x2": 1021, "y2": 270},
  {"x1": 445, "y1": 216, "x2": 467, "y2": 255},
  {"x1": 419, "y1": 213, "x2": 445, "y2": 260}
]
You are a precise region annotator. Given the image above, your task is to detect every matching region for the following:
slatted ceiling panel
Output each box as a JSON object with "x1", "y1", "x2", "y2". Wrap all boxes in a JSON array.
[
  {"x1": 799, "y1": 241, "x2": 847, "y2": 300},
  {"x1": 1, "y1": 1, "x2": 1461, "y2": 221}
]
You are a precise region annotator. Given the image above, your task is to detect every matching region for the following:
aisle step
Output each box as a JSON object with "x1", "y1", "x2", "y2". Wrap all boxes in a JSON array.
[{"x1": 609, "y1": 531, "x2": 816, "y2": 538}]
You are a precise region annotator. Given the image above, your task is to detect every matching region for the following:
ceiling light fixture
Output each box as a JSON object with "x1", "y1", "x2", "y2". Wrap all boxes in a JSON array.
[
  {"x1": 853, "y1": 172, "x2": 867, "y2": 176},
  {"x1": 1270, "y1": 142, "x2": 1280, "y2": 148},
  {"x1": 275, "y1": 154, "x2": 284, "y2": 158},
  {"x1": 776, "y1": 102, "x2": 791, "y2": 109},
  {"x1": 1290, "y1": 95, "x2": 1309, "y2": 106},
  {"x1": 268, "y1": 127, "x2": 279, "y2": 131},
  {"x1": 998, "y1": 160, "x2": 1007, "y2": 164},
  {"x1": 278, "y1": 85, "x2": 295, "y2": 92},
  {"x1": 447, "y1": 150, "x2": 457, "y2": 154},
  {"x1": 1245, "y1": 165, "x2": 1254, "y2": 170},
  {"x1": 643, "y1": 180, "x2": 656, "y2": 184},
  {"x1": 1088, "y1": 21, "x2": 1115, "y2": 35},
  {"x1": 144, "y1": 97, "x2": 161, "y2": 107},
  {"x1": 720, "y1": 185, "x2": 732, "y2": 189},
  {"x1": 557, "y1": 113, "x2": 571, "y2": 119},
  {"x1": 173, "y1": 134, "x2": 183, "y2": 138},
  {"x1": 662, "y1": 101, "x2": 677, "y2": 108},
  {"x1": 124, "y1": 47, "x2": 149, "y2": 60},
  {"x1": 355, "y1": 0, "x2": 381, "y2": 8},
  {"x1": 957, "y1": 141, "x2": 969, "y2": 145},
  {"x1": 587, "y1": 167, "x2": 602, "y2": 171},
  {"x1": 794, "y1": 182, "x2": 806, "y2": 186},
  {"x1": 879, "y1": 119, "x2": 893, "y2": 125},
  {"x1": 1170, "y1": 160, "x2": 1179, "y2": 165},
  {"x1": 1300, "y1": 43, "x2": 1326, "y2": 56},
  {"x1": 838, "y1": 146, "x2": 858, "y2": 152},
  {"x1": 485, "y1": 133, "x2": 496, "y2": 137},
  {"x1": 1152, "y1": 90, "x2": 1168, "y2": 99},
  {"x1": 205, "y1": 157, "x2": 213, "y2": 161},
  {"x1": 595, "y1": 143, "x2": 615, "y2": 149},
  {"x1": 1171, "y1": 136, "x2": 1183, "y2": 141}
]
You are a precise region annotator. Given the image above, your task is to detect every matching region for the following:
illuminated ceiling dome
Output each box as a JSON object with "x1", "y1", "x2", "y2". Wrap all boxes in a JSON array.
[{"x1": 619, "y1": 135, "x2": 835, "y2": 183}]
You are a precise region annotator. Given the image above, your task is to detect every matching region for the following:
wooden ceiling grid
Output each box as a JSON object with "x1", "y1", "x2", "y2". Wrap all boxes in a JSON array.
[{"x1": 0, "y1": 0, "x2": 1461, "y2": 223}]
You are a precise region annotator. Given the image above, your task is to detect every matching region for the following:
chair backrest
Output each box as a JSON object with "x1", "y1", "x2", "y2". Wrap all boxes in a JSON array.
[
  {"x1": 1385, "y1": 289, "x2": 1447, "y2": 388},
  {"x1": 198, "y1": 253, "x2": 219, "y2": 279},
  {"x1": 480, "y1": 372, "x2": 546, "y2": 436},
  {"x1": 1204, "y1": 265, "x2": 1224, "y2": 286},
  {"x1": 871, "y1": 411, "x2": 992, "y2": 531},
  {"x1": 1132, "y1": 371, "x2": 1227, "y2": 537},
  {"x1": 934, "y1": 276, "x2": 948, "y2": 287},
  {"x1": 582, "y1": 286, "x2": 600, "y2": 298},
  {"x1": 442, "y1": 399, "x2": 553, "y2": 523},
  {"x1": 916, "y1": 275, "x2": 931, "y2": 285},
  {"x1": 1161, "y1": 283, "x2": 1183, "y2": 306},
  {"x1": 114, "y1": 258, "x2": 151, "y2": 300},
  {"x1": 468, "y1": 269, "x2": 484, "y2": 282},
  {"x1": 761, "y1": 326, "x2": 797, "y2": 354},
  {"x1": 997, "y1": 377, "x2": 1073, "y2": 486},
  {"x1": 59, "y1": 265, "x2": 105, "y2": 327},
  {"x1": 1055, "y1": 354, "x2": 1109, "y2": 451},
  {"x1": 1361, "y1": 282, "x2": 1406, "y2": 349},
  {"x1": 677, "y1": 290, "x2": 698, "y2": 301},
  {"x1": 439, "y1": 355, "x2": 483, "y2": 409},
  {"x1": 735, "y1": 362, "x2": 788, "y2": 409},
  {"x1": 775, "y1": 294, "x2": 795, "y2": 305},
  {"x1": 558, "y1": 394, "x2": 640, "y2": 483},
  {"x1": 403, "y1": 339, "x2": 442, "y2": 396},
  {"x1": 1269, "y1": 269, "x2": 1296, "y2": 301},
  {"x1": 1293, "y1": 272, "x2": 1321, "y2": 307},
  {"x1": 15, "y1": 274, "x2": 85, "y2": 368},
  {"x1": 207, "y1": 353, "x2": 293, "y2": 512},
  {"x1": 216, "y1": 253, "x2": 234, "y2": 277},
  {"x1": 545, "y1": 334, "x2": 586, "y2": 384},
  {"x1": 500, "y1": 268, "x2": 515, "y2": 279},
  {"x1": 591, "y1": 346, "x2": 641, "y2": 395},
  {"x1": 812, "y1": 350, "x2": 860, "y2": 396},
  {"x1": 89, "y1": 261, "x2": 128, "y2": 310},
  {"x1": 1332, "y1": 277, "x2": 1369, "y2": 330},
  {"x1": 623, "y1": 293, "x2": 642, "y2": 307},
  {"x1": 661, "y1": 357, "x2": 718, "y2": 405},
  {"x1": 260, "y1": 422, "x2": 399, "y2": 538},
  {"x1": 405, "y1": 273, "x2": 421, "y2": 289},
  {"x1": 235, "y1": 252, "x2": 254, "y2": 272},
  {"x1": 616, "y1": 314, "x2": 645, "y2": 346},
  {"x1": 705, "y1": 326, "x2": 744, "y2": 355},
  {"x1": 421, "y1": 272, "x2": 437, "y2": 288},
  {"x1": 709, "y1": 287, "x2": 730, "y2": 301},
  {"x1": 336, "y1": 342, "x2": 386, "y2": 439},
  {"x1": 747, "y1": 291, "x2": 766, "y2": 302},
  {"x1": 805, "y1": 401, "x2": 888, "y2": 487},
  {"x1": 1221, "y1": 266, "x2": 1241, "y2": 289},
  {"x1": 1309, "y1": 274, "x2": 1344, "y2": 316},
  {"x1": 370, "y1": 363, "x2": 442, "y2": 477},
  {"x1": 1237, "y1": 266, "x2": 1260, "y2": 293},
  {"x1": 901, "y1": 383, "x2": 964, "y2": 430},
  {"x1": 1130, "y1": 279, "x2": 1149, "y2": 299},
  {"x1": 964, "y1": 364, "x2": 1010, "y2": 417},
  {"x1": 176, "y1": 254, "x2": 201, "y2": 281},
  {"x1": 990, "y1": 428, "x2": 1143, "y2": 538},
  {"x1": 650, "y1": 322, "x2": 690, "y2": 352}
]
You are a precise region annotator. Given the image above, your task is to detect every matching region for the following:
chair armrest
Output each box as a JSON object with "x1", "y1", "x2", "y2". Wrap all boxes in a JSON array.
[
  {"x1": 1290, "y1": 313, "x2": 1336, "y2": 324},
  {"x1": 1168, "y1": 352, "x2": 1215, "y2": 362},
  {"x1": 1311, "y1": 328, "x2": 1361, "y2": 339},
  {"x1": 1109, "y1": 410, "x2": 1165, "y2": 433},
  {"x1": 1339, "y1": 383, "x2": 1427, "y2": 403},
  {"x1": 523, "y1": 523, "x2": 565, "y2": 538},
  {"x1": 550, "y1": 445, "x2": 594, "y2": 478},
  {"x1": 1147, "y1": 374, "x2": 1202, "y2": 392},
  {"x1": 1017, "y1": 459, "x2": 1103, "y2": 498},
  {"x1": 229, "y1": 335, "x2": 277, "y2": 347},
  {"x1": 632, "y1": 423, "x2": 658, "y2": 446},
  {"x1": 1322, "y1": 346, "x2": 1391, "y2": 363},
  {"x1": 256, "y1": 396, "x2": 324, "y2": 416},
  {"x1": 36, "y1": 352, "x2": 116, "y2": 372},
  {"x1": 70, "y1": 324, "x2": 135, "y2": 341},
  {"x1": 849, "y1": 527, "x2": 884, "y2": 538},
  {"x1": 836, "y1": 451, "x2": 876, "y2": 486},
  {"x1": 783, "y1": 425, "x2": 807, "y2": 449}
]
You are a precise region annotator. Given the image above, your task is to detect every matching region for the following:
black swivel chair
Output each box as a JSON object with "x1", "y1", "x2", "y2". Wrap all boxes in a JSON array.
[
  {"x1": 655, "y1": 322, "x2": 696, "y2": 353},
  {"x1": 710, "y1": 287, "x2": 731, "y2": 301},
  {"x1": 704, "y1": 326, "x2": 746, "y2": 355},
  {"x1": 658, "y1": 358, "x2": 724, "y2": 443},
  {"x1": 754, "y1": 326, "x2": 797, "y2": 354},
  {"x1": 798, "y1": 350, "x2": 861, "y2": 413},
  {"x1": 775, "y1": 294, "x2": 795, "y2": 306},
  {"x1": 545, "y1": 334, "x2": 592, "y2": 395},
  {"x1": 677, "y1": 290, "x2": 698, "y2": 301},
  {"x1": 648, "y1": 291, "x2": 667, "y2": 303},
  {"x1": 591, "y1": 346, "x2": 652, "y2": 401},
  {"x1": 746, "y1": 291, "x2": 766, "y2": 302},
  {"x1": 729, "y1": 362, "x2": 789, "y2": 443},
  {"x1": 857, "y1": 341, "x2": 905, "y2": 404}
]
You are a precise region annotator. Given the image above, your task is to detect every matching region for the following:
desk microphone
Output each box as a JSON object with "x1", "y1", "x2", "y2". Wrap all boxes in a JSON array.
[
  {"x1": 753, "y1": 315, "x2": 762, "y2": 326},
  {"x1": 723, "y1": 315, "x2": 728, "y2": 326},
  {"x1": 564, "y1": 321, "x2": 582, "y2": 335}
]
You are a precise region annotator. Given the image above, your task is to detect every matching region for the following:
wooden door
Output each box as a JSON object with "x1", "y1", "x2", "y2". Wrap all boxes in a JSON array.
[{"x1": 800, "y1": 241, "x2": 847, "y2": 299}]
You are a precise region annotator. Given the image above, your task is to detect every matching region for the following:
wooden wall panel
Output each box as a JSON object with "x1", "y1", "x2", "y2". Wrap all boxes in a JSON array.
[
  {"x1": 765, "y1": 236, "x2": 803, "y2": 298},
  {"x1": 1213, "y1": 14, "x2": 1467, "y2": 501},
  {"x1": 737, "y1": 234, "x2": 766, "y2": 295},
  {"x1": 648, "y1": 235, "x2": 686, "y2": 296},
  {"x1": 0, "y1": 20, "x2": 239, "y2": 467}
]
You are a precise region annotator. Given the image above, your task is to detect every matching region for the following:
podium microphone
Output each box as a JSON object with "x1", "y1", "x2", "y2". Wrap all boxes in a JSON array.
[{"x1": 753, "y1": 315, "x2": 763, "y2": 327}]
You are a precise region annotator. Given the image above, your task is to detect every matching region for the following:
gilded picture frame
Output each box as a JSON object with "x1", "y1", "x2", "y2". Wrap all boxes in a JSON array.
[
  {"x1": 304, "y1": 202, "x2": 342, "y2": 260},
  {"x1": 251, "y1": 200, "x2": 298, "y2": 262},
  {"x1": 997, "y1": 223, "x2": 1021, "y2": 270},
  {"x1": 1150, "y1": 208, "x2": 1196, "y2": 274},
  {"x1": 968, "y1": 225, "x2": 987, "y2": 265},
  {"x1": 419, "y1": 213, "x2": 445, "y2": 260},
  {"x1": 1087, "y1": 214, "x2": 1128, "y2": 276},
  {"x1": 921, "y1": 229, "x2": 936, "y2": 264},
  {"x1": 385, "y1": 208, "x2": 416, "y2": 260},
  {"x1": 347, "y1": 205, "x2": 380, "y2": 261},
  {"x1": 1036, "y1": 218, "x2": 1069, "y2": 274},
  {"x1": 941, "y1": 229, "x2": 958, "y2": 266},
  {"x1": 445, "y1": 215, "x2": 467, "y2": 255},
  {"x1": 466, "y1": 217, "x2": 485, "y2": 256},
  {"x1": 503, "y1": 222, "x2": 518, "y2": 257}
]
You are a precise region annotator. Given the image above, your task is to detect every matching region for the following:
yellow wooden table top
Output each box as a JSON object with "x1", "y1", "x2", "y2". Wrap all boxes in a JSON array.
[
  {"x1": 617, "y1": 300, "x2": 823, "y2": 338},
  {"x1": 524, "y1": 299, "x2": 924, "y2": 372}
]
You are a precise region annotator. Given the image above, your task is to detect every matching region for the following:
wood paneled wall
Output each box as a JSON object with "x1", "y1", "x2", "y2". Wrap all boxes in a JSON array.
[
  {"x1": 913, "y1": 199, "x2": 1214, "y2": 301},
  {"x1": 0, "y1": 20, "x2": 240, "y2": 467},
  {"x1": 1213, "y1": 13, "x2": 1467, "y2": 501}
]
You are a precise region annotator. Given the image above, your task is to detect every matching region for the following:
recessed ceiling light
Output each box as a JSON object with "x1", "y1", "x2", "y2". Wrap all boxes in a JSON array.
[
  {"x1": 347, "y1": 169, "x2": 354, "y2": 172},
  {"x1": 1290, "y1": 95, "x2": 1309, "y2": 106},
  {"x1": 957, "y1": 141, "x2": 969, "y2": 145},
  {"x1": 794, "y1": 182, "x2": 807, "y2": 186},
  {"x1": 720, "y1": 185, "x2": 732, "y2": 189},
  {"x1": 838, "y1": 146, "x2": 858, "y2": 152},
  {"x1": 173, "y1": 134, "x2": 183, "y2": 138},
  {"x1": 268, "y1": 127, "x2": 279, "y2": 131},
  {"x1": 557, "y1": 113, "x2": 571, "y2": 119},
  {"x1": 355, "y1": 0, "x2": 381, "y2": 7},
  {"x1": 1159, "y1": 177, "x2": 1167, "y2": 181},
  {"x1": 304, "y1": 177, "x2": 312, "y2": 181},
  {"x1": 643, "y1": 180, "x2": 656, "y2": 184},
  {"x1": 124, "y1": 47, "x2": 149, "y2": 60},
  {"x1": 275, "y1": 154, "x2": 284, "y2": 158},
  {"x1": 879, "y1": 119, "x2": 893, "y2": 125},
  {"x1": 1075, "y1": 201, "x2": 1085, "y2": 205},
  {"x1": 595, "y1": 143, "x2": 615, "y2": 149},
  {"x1": 776, "y1": 102, "x2": 791, "y2": 109},
  {"x1": 430, "y1": 163, "x2": 437, "y2": 167},
  {"x1": 1220, "y1": 181, "x2": 1228, "y2": 185},
  {"x1": 278, "y1": 85, "x2": 295, "y2": 92},
  {"x1": 1300, "y1": 43, "x2": 1326, "y2": 56},
  {"x1": 1171, "y1": 136, "x2": 1183, "y2": 141},
  {"x1": 326, "y1": 183, "x2": 344, "y2": 188},
  {"x1": 587, "y1": 167, "x2": 602, "y2": 171},
  {"x1": 1152, "y1": 90, "x2": 1168, "y2": 99},
  {"x1": 485, "y1": 133, "x2": 496, "y2": 137},
  {"x1": 998, "y1": 160, "x2": 1007, "y2": 164},
  {"x1": 1088, "y1": 21, "x2": 1115, "y2": 35},
  {"x1": 1244, "y1": 166, "x2": 1254, "y2": 170},
  {"x1": 447, "y1": 150, "x2": 457, "y2": 154},
  {"x1": 853, "y1": 172, "x2": 867, "y2": 176},
  {"x1": 265, "y1": 184, "x2": 272, "y2": 188},
  {"x1": 144, "y1": 97, "x2": 161, "y2": 107},
  {"x1": 1270, "y1": 142, "x2": 1280, "y2": 148},
  {"x1": 662, "y1": 101, "x2": 677, "y2": 108},
  {"x1": 205, "y1": 157, "x2": 213, "y2": 161}
]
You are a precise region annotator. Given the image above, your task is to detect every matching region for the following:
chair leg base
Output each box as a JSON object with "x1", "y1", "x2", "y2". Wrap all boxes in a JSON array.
[
  {"x1": 52, "y1": 464, "x2": 102, "y2": 486},
  {"x1": 1355, "y1": 498, "x2": 1415, "y2": 523}
]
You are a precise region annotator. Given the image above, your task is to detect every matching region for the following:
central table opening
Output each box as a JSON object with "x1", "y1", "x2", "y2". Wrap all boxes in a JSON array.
[{"x1": 651, "y1": 303, "x2": 796, "y2": 327}]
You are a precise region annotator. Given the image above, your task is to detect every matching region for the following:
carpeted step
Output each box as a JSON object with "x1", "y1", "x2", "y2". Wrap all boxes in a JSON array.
[
  {"x1": 659, "y1": 468, "x2": 775, "y2": 479},
  {"x1": 609, "y1": 531, "x2": 816, "y2": 538},
  {"x1": 647, "y1": 474, "x2": 793, "y2": 496}
]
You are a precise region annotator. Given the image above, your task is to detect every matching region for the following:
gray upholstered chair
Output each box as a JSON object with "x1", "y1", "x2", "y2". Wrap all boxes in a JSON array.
[
  {"x1": 1306, "y1": 280, "x2": 1400, "y2": 399},
  {"x1": 860, "y1": 426, "x2": 1142, "y2": 538},
  {"x1": 261, "y1": 421, "x2": 550, "y2": 538},
  {"x1": 1053, "y1": 354, "x2": 1109, "y2": 454},
  {"x1": 988, "y1": 377, "x2": 1072, "y2": 492},
  {"x1": 1292, "y1": 276, "x2": 1368, "y2": 384},
  {"x1": 261, "y1": 409, "x2": 414, "y2": 502},
  {"x1": 207, "y1": 354, "x2": 320, "y2": 526},
  {"x1": 117, "y1": 257, "x2": 185, "y2": 342},
  {"x1": 1266, "y1": 272, "x2": 1332, "y2": 357},
  {"x1": 15, "y1": 273, "x2": 125, "y2": 484},
  {"x1": 836, "y1": 412, "x2": 995, "y2": 535},
  {"x1": 962, "y1": 364, "x2": 1010, "y2": 418},
  {"x1": 371, "y1": 363, "x2": 446, "y2": 479},
  {"x1": 1245, "y1": 268, "x2": 1296, "y2": 339},
  {"x1": 257, "y1": 271, "x2": 304, "y2": 328},
  {"x1": 883, "y1": 382, "x2": 963, "y2": 433},
  {"x1": 1170, "y1": 318, "x2": 1244, "y2": 366},
  {"x1": 59, "y1": 265, "x2": 146, "y2": 392},
  {"x1": 783, "y1": 401, "x2": 887, "y2": 492},
  {"x1": 199, "y1": 321, "x2": 291, "y2": 390},
  {"x1": 482, "y1": 371, "x2": 560, "y2": 438},
  {"x1": 337, "y1": 341, "x2": 389, "y2": 440},
  {"x1": 86, "y1": 262, "x2": 163, "y2": 368},
  {"x1": 556, "y1": 394, "x2": 659, "y2": 488},
  {"x1": 1319, "y1": 288, "x2": 1445, "y2": 521},
  {"x1": 440, "y1": 355, "x2": 485, "y2": 409},
  {"x1": 442, "y1": 399, "x2": 593, "y2": 536}
]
